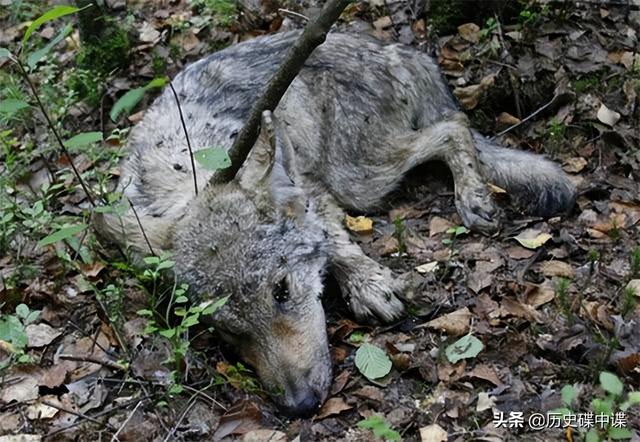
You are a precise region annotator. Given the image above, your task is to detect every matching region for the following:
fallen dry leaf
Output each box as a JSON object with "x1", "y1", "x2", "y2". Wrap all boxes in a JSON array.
[
  {"x1": 213, "y1": 401, "x2": 263, "y2": 440},
  {"x1": 458, "y1": 23, "x2": 480, "y2": 43},
  {"x1": 1, "y1": 371, "x2": 40, "y2": 403},
  {"x1": 139, "y1": 21, "x2": 161, "y2": 43},
  {"x1": 501, "y1": 298, "x2": 542, "y2": 323},
  {"x1": 429, "y1": 216, "x2": 453, "y2": 236},
  {"x1": 496, "y1": 112, "x2": 521, "y2": 126},
  {"x1": 506, "y1": 245, "x2": 536, "y2": 260},
  {"x1": 242, "y1": 430, "x2": 287, "y2": 442},
  {"x1": 25, "y1": 395, "x2": 60, "y2": 420},
  {"x1": 422, "y1": 307, "x2": 471, "y2": 336},
  {"x1": 345, "y1": 215, "x2": 373, "y2": 234},
  {"x1": 26, "y1": 323, "x2": 62, "y2": 348},
  {"x1": 415, "y1": 261, "x2": 438, "y2": 274},
  {"x1": 419, "y1": 423, "x2": 448, "y2": 442},
  {"x1": 453, "y1": 74, "x2": 496, "y2": 110},
  {"x1": 538, "y1": 261, "x2": 575, "y2": 278},
  {"x1": 626, "y1": 279, "x2": 640, "y2": 296},
  {"x1": 524, "y1": 282, "x2": 555, "y2": 307},
  {"x1": 562, "y1": 157, "x2": 588, "y2": 173},
  {"x1": 596, "y1": 103, "x2": 621, "y2": 126},
  {"x1": 476, "y1": 392, "x2": 495, "y2": 412},
  {"x1": 315, "y1": 397, "x2": 352, "y2": 420},
  {"x1": 467, "y1": 364, "x2": 502, "y2": 386},
  {"x1": 513, "y1": 229, "x2": 552, "y2": 249}
]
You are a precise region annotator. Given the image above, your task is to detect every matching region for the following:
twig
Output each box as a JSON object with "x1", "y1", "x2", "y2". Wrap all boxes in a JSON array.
[
  {"x1": 43, "y1": 400, "x2": 116, "y2": 431},
  {"x1": 169, "y1": 82, "x2": 198, "y2": 196},
  {"x1": 111, "y1": 400, "x2": 143, "y2": 441},
  {"x1": 491, "y1": 96, "x2": 557, "y2": 139},
  {"x1": 209, "y1": 0, "x2": 352, "y2": 185},
  {"x1": 277, "y1": 8, "x2": 309, "y2": 21},
  {"x1": 126, "y1": 197, "x2": 156, "y2": 256},
  {"x1": 45, "y1": 394, "x2": 156, "y2": 438},
  {"x1": 59, "y1": 354, "x2": 127, "y2": 372},
  {"x1": 162, "y1": 395, "x2": 198, "y2": 442},
  {"x1": 494, "y1": 14, "x2": 522, "y2": 119},
  {"x1": 14, "y1": 57, "x2": 96, "y2": 207}
]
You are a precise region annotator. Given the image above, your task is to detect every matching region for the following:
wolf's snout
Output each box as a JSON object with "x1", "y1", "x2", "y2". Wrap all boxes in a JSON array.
[{"x1": 281, "y1": 382, "x2": 324, "y2": 416}]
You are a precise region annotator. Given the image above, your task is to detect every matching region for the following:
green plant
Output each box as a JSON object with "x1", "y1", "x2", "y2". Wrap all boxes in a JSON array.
[
  {"x1": 136, "y1": 255, "x2": 228, "y2": 376},
  {"x1": 479, "y1": 17, "x2": 498, "y2": 40},
  {"x1": 555, "y1": 277, "x2": 573, "y2": 326},
  {"x1": 442, "y1": 225, "x2": 469, "y2": 257},
  {"x1": 191, "y1": 0, "x2": 238, "y2": 27},
  {"x1": 630, "y1": 246, "x2": 640, "y2": 278},
  {"x1": 546, "y1": 118, "x2": 567, "y2": 152},
  {"x1": 620, "y1": 285, "x2": 637, "y2": 317},
  {"x1": 392, "y1": 217, "x2": 406, "y2": 256},
  {"x1": 553, "y1": 372, "x2": 640, "y2": 441},
  {"x1": 357, "y1": 415, "x2": 401, "y2": 441},
  {"x1": 0, "y1": 303, "x2": 41, "y2": 368}
]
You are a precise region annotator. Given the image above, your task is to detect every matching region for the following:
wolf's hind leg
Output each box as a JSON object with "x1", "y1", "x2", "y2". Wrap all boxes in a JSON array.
[{"x1": 395, "y1": 112, "x2": 500, "y2": 234}]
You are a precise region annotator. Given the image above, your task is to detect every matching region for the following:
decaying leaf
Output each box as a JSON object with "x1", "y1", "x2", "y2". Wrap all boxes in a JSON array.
[
  {"x1": 596, "y1": 103, "x2": 621, "y2": 126},
  {"x1": 26, "y1": 323, "x2": 61, "y2": 348},
  {"x1": 419, "y1": 424, "x2": 448, "y2": 442},
  {"x1": 242, "y1": 430, "x2": 287, "y2": 442},
  {"x1": 453, "y1": 74, "x2": 495, "y2": 110},
  {"x1": 513, "y1": 229, "x2": 552, "y2": 249},
  {"x1": 423, "y1": 307, "x2": 471, "y2": 336},
  {"x1": 429, "y1": 216, "x2": 454, "y2": 236},
  {"x1": 345, "y1": 215, "x2": 373, "y2": 234},
  {"x1": 562, "y1": 157, "x2": 588, "y2": 173},
  {"x1": 415, "y1": 261, "x2": 438, "y2": 274},
  {"x1": 315, "y1": 397, "x2": 352, "y2": 420},
  {"x1": 538, "y1": 260, "x2": 575, "y2": 278}
]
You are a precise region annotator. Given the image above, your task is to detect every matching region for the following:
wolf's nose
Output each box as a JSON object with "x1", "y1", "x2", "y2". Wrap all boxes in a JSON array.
[{"x1": 285, "y1": 390, "x2": 322, "y2": 417}]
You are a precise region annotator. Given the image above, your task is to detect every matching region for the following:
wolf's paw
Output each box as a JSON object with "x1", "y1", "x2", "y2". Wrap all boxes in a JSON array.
[
  {"x1": 345, "y1": 266, "x2": 406, "y2": 323},
  {"x1": 455, "y1": 186, "x2": 501, "y2": 235}
]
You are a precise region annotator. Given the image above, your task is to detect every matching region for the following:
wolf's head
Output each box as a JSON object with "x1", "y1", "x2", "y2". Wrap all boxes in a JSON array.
[{"x1": 173, "y1": 114, "x2": 332, "y2": 415}]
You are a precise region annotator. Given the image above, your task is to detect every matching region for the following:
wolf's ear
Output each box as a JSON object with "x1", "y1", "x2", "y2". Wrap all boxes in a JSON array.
[
  {"x1": 236, "y1": 112, "x2": 307, "y2": 222},
  {"x1": 236, "y1": 110, "x2": 277, "y2": 197}
]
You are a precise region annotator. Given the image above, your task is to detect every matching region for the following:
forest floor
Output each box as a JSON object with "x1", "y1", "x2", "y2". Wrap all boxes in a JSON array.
[{"x1": 1, "y1": 0, "x2": 639, "y2": 441}]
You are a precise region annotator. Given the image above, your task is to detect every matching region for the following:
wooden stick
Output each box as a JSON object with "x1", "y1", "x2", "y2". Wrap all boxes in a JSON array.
[{"x1": 208, "y1": 0, "x2": 352, "y2": 185}]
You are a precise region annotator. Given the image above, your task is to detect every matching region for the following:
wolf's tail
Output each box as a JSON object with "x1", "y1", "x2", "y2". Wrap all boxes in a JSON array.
[{"x1": 473, "y1": 134, "x2": 577, "y2": 217}]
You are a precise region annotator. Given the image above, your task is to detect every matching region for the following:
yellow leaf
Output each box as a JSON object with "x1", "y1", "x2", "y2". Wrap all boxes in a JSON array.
[
  {"x1": 513, "y1": 229, "x2": 552, "y2": 249},
  {"x1": 345, "y1": 215, "x2": 373, "y2": 234}
]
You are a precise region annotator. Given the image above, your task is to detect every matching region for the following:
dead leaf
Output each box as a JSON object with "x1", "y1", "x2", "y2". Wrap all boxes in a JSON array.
[
  {"x1": 506, "y1": 246, "x2": 535, "y2": 260},
  {"x1": 315, "y1": 397, "x2": 352, "y2": 420},
  {"x1": 580, "y1": 301, "x2": 614, "y2": 330},
  {"x1": 139, "y1": 22, "x2": 161, "y2": 43},
  {"x1": 415, "y1": 261, "x2": 438, "y2": 274},
  {"x1": 242, "y1": 430, "x2": 287, "y2": 442},
  {"x1": 422, "y1": 307, "x2": 471, "y2": 336},
  {"x1": 429, "y1": 216, "x2": 453, "y2": 236},
  {"x1": 26, "y1": 323, "x2": 61, "y2": 348},
  {"x1": 467, "y1": 364, "x2": 502, "y2": 386},
  {"x1": 419, "y1": 423, "x2": 448, "y2": 442},
  {"x1": 513, "y1": 229, "x2": 552, "y2": 249},
  {"x1": 524, "y1": 282, "x2": 555, "y2": 307},
  {"x1": 453, "y1": 74, "x2": 495, "y2": 110},
  {"x1": 562, "y1": 157, "x2": 588, "y2": 173},
  {"x1": 501, "y1": 298, "x2": 542, "y2": 323},
  {"x1": 596, "y1": 103, "x2": 621, "y2": 126},
  {"x1": 468, "y1": 270, "x2": 493, "y2": 293},
  {"x1": 538, "y1": 261, "x2": 575, "y2": 278},
  {"x1": 0, "y1": 436, "x2": 42, "y2": 442},
  {"x1": 458, "y1": 23, "x2": 480, "y2": 43},
  {"x1": 40, "y1": 364, "x2": 68, "y2": 388},
  {"x1": 345, "y1": 215, "x2": 373, "y2": 234},
  {"x1": 496, "y1": 112, "x2": 521, "y2": 126},
  {"x1": 25, "y1": 395, "x2": 60, "y2": 420},
  {"x1": 626, "y1": 280, "x2": 640, "y2": 296},
  {"x1": 476, "y1": 392, "x2": 495, "y2": 412},
  {"x1": 1, "y1": 371, "x2": 40, "y2": 403},
  {"x1": 213, "y1": 401, "x2": 263, "y2": 439},
  {"x1": 353, "y1": 385, "x2": 384, "y2": 403}
]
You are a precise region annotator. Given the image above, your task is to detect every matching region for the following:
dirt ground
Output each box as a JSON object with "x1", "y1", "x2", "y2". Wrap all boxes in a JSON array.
[{"x1": 1, "y1": 0, "x2": 639, "y2": 441}]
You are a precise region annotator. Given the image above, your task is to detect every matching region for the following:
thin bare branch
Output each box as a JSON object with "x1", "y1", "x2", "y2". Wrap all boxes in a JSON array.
[
  {"x1": 208, "y1": 0, "x2": 352, "y2": 186},
  {"x1": 14, "y1": 58, "x2": 97, "y2": 207},
  {"x1": 169, "y1": 81, "x2": 199, "y2": 196}
]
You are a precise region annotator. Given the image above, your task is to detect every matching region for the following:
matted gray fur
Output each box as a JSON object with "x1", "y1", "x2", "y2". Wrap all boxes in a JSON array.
[{"x1": 95, "y1": 31, "x2": 576, "y2": 415}]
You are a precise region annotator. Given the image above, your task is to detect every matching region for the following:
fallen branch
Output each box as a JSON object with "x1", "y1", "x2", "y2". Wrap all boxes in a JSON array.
[{"x1": 209, "y1": 0, "x2": 352, "y2": 185}]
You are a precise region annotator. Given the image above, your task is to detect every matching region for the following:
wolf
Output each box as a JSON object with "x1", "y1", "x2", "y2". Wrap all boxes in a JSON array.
[{"x1": 95, "y1": 31, "x2": 576, "y2": 415}]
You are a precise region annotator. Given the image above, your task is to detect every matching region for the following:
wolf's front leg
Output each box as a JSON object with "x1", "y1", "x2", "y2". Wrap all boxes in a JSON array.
[{"x1": 318, "y1": 196, "x2": 405, "y2": 322}]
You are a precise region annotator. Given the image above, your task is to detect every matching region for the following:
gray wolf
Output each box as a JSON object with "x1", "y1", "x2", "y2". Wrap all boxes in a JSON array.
[{"x1": 96, "y1": 31, "x2": 576, "y2": 415}]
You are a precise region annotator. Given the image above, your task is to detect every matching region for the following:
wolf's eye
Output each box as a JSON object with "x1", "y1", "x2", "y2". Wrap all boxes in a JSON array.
[{"x1": 273, "y1": 279, "x2": 290, "y2": 304}]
